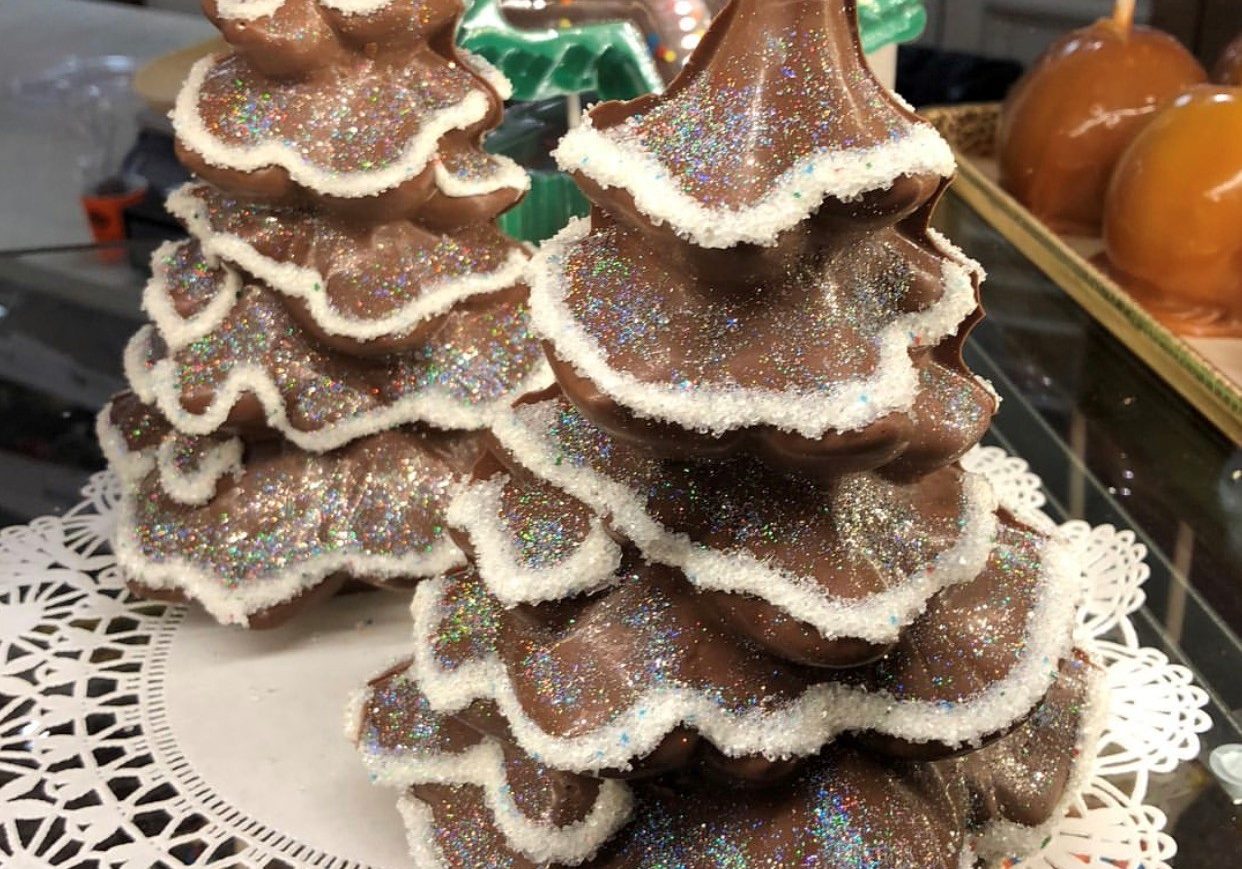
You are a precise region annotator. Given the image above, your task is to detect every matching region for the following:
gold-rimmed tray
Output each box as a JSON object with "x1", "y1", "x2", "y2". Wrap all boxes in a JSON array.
[{"x1": 923, "y1": 102, "x2": 1242, "y2": 445}]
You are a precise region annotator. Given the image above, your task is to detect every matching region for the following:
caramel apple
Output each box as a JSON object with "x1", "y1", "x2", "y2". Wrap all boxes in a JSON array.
[
  {"x1": 1215, "y1": 32, "x2": 1242, "y2": 85},
  {"x1": 998, "y1": 0, "x2": 1205, "y2": 234},
  {"x1": 1104, "y1": 84, "x2": 1242, "y2": 336}
]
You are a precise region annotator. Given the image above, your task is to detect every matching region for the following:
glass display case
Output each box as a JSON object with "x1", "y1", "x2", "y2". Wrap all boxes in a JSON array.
[{"x1": 934, "y1": 198, "x2": 1242, "y2": 858}]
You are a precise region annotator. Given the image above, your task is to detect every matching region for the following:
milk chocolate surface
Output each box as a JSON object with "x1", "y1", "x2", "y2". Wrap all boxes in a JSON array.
[
  {"x1": 359, "y1": 657, "x2": 1096, "y2": 867},
  {"x1": 418, "y1": 519, "x2": 1063, "y2": 757},
  {"x1": 134, "y1": 242, "x2": 544, "y2": 443},
  {"x1": 582, "y1": 0, "x2": 930, "y2": 210},
  {"x1": 173, "y1": 182, "x2": 525, "y2": 353},
  {"x1": 105, "y1": 394, "x2": 481, "y2": 627}
]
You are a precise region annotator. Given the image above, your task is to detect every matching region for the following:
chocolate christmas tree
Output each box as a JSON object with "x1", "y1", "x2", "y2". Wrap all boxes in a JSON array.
[
  {"x1": 97, "y1": 0, "x2": 551, "y2": 627},
  {"x1": 352, "y1": 0, "x2": 1104, "y2": 864}
]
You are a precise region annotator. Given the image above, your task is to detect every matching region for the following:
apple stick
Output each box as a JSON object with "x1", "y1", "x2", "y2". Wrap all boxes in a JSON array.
[{"x1": 1113, "y1": 0, "x2": 1136, "y2": 32}]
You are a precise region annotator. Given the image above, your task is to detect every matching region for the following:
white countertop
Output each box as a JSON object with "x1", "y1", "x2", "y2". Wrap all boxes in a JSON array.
[{"x1": 0, "y1": 0, "x2": 214, "y2": 251}]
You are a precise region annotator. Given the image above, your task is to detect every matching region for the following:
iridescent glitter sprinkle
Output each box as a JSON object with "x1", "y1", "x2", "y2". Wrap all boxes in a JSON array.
[
  {"x1": 196, "y1": 53, "x2": 478, "y2": 175},
  {"x1": 606, "y1": 18, "x2": 915, "y2": 208},
  {"x1": 139, "y1": 258, "x2": 544, "y2": 441},
  {"x1": 128, "y1": 430, "x2": 462, "y2": 590}
]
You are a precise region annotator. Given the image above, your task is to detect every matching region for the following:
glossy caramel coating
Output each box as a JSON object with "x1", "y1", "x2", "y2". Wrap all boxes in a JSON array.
[
  {"x1": 999, "y1": 18, "x2": 1206, "y2": 235},
  {"x1": 1104, "y1": 85, "x2": 1242, "y2": 336}
]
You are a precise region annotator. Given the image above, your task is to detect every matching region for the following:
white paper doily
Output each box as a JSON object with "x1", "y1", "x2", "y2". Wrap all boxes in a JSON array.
[{"x1": 0, "y1": 449, "x2": 1214, "y2": 868}]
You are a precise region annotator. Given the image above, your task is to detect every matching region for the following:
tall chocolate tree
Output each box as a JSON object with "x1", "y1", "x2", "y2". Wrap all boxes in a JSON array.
[
  {"x1": 354, "y1": 1, "x2": 1102, "y2": 864},
  {"x1": 98, "y1": 0, "x2": 551, "y2": 627}
]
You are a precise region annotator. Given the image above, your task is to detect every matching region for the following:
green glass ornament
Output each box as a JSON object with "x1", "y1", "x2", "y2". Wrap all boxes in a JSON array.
[
  {"x1": 858, "y1": 0, "x2": 927, "y2": 55},
  {"x1": 459, "y1": 0, "x2": 664, "y2": 102}
]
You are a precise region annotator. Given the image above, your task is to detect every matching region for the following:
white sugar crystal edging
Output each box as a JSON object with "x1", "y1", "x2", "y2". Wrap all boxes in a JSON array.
[
  {"x1": 529, "y1": 219, "x2": 983, "y2": 438},
  {"x1": 123, "y1": 324, "x2": 555, "y2": 453},
  {"x1": 154, "y1": 434, "x2": 244, "y2": 507},
  {"x1": 447, "y1": 475, "x2": 624, "y2": 606},
  {"x1": 409, "y1": 531, "x2": 1082, "y2": 774},
  {"x1": 432, "y1": 151, "x2": 529, "y2": 200},
  {"x1": 100, "y1": 407, "x2": 474, "y2": 626},
  {"x1": 133, "y1": 239, "x2": 555, "y2": 448},
  {"x1": 491, "y1": 399, "x2": 1000, "y2": 643},
  {"x1": 214, "y1": 0, "x2": 401, "y2": 19},
  {"x1": 208, "y1": 8, "x2": 518, "y2": 108},
  {"x1": 457, "y1": 50, "x2": 514, "y2": 103},
  {"x1": 973, "y1": 660, "x2": 1111, "y2": 863},
  {"x1": 96, "y1": 404, "x2": 241, "y2": 507},
  {"x1": 174, "y1": 56, "x2": 494, "y2": 200},
  {"x1": 351, "y1": 694, "x2": 632, "y2": 866},
  {"x1": 397, "y1": 796, "x2": 450, "y2": 869},
  {"x1": 95, "y1": 405, "x2": 156, "y2": 487},
  {"x1": 142, "y1": 240, "x2": 240, "y2": 352},
  {"x1": 168, "y1": 187, "x2": 529, "y2": 343},
  {"x1": 112, "y1": 493, "x2": 465, "y2": 628},
  {"x1": 554, "y1": 116, "x2": 955, "y2": 249},
  {"x1": 391, "y1": 653, "x2": 1112, "y2": 869}
]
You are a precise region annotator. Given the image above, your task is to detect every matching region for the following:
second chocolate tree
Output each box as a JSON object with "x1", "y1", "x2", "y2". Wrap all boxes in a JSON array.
[{"x1": 99, "y1": 0, "x2": 550, "y2": 627}]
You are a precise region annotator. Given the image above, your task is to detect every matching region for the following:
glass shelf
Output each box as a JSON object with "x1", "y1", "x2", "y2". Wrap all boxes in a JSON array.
[
  {"x1": 936, "y1": 190, "x2": 1242, "y2": 858},
  {"x1": 0, "y1": 242, "x2": 147, "y2": 524}
]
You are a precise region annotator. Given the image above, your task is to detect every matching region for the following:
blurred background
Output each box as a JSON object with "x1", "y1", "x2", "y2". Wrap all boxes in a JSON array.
[{"x1": 122, "y1": 0, "x2": 1242, "y2": 64}]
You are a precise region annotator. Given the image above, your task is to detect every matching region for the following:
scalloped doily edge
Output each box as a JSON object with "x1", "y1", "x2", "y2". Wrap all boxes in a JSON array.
[{"x1": 0, "y1": 459, "x2": 1212, "y2": 869}]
